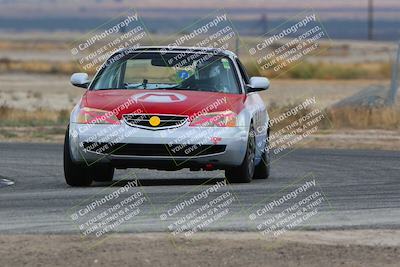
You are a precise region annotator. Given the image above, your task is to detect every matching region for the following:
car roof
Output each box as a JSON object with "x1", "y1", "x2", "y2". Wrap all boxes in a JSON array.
[{"x1": 115, "y1": 46, "x2": 237, "y2": 58}]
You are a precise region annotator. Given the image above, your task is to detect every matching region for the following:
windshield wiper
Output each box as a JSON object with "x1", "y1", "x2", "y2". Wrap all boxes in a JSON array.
[{"x1": 125, "y1": 79, "x2": 148, "y2": 89}]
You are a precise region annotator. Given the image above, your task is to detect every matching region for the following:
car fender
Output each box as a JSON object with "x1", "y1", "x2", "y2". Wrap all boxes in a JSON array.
[{"x1": 239, "y1": 92, "x2": 268, "y2": 162}]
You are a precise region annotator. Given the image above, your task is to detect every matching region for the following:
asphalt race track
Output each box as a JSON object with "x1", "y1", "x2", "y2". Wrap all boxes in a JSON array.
[{"x1": 0, "y1": 142, "x2": 399, "y2": 234}]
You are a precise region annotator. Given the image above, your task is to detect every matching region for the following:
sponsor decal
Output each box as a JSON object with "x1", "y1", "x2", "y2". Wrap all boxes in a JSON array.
[{"x1": 177, "y1": 70, "x2": 190, "y2": 80}]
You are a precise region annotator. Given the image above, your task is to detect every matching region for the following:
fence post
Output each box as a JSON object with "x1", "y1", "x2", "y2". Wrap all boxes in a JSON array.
[{"x1": 387, "y1": 40, "x2": 400, "y2": 105}]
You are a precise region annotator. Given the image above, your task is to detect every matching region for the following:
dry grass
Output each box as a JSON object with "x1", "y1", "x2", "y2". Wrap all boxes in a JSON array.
[
  {"x1": 268, "y1": 102, "x2": 320, "y2": 131},
  {"x1": 0, "y1": 40, "x2": 68, "y2": 51},
  {"x1": 244, "y1": 60, "x2": 391, "y2": 80},
  {"x1": 268, "y1": 102, "x2": 400, "y2": 131},
  {"x1": 0, "y1": 58, "x2": 85, "y2": 75},
  {"x1": 326, "y1": 106, "x2": 400, "y2": 129},
  {"x1": 0, "y1": 104, "x2": 69, "y2": 126}
]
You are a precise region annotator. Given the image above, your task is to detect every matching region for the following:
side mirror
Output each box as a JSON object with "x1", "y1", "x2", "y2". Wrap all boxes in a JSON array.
[
  {"x1": 71, "y1": 73, "x2": 90, "y2": 88},
  {"x1": 247, "y1": 77, "x2": 270, "y2": 93}
]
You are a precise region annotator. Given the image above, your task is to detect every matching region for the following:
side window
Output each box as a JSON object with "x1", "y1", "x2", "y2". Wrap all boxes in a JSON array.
[
  {"x1": 108, "y1": 63, "x2": 122, "y2": 88},
  {"x1": 235, "y1": 59, "x2": 250, "y2": 84}
]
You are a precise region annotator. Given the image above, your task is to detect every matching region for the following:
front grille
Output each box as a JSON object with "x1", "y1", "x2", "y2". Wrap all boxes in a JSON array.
[
  {"x1": 123, "y1": 114, "x2": 188, "y2": 130},
  {"x1": 83, "y1": 142, "x2": 226, "y2": 157}
]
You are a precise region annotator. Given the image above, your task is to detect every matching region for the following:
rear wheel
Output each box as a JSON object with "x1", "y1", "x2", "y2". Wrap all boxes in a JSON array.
[
  {"x1": 225, "y1": 125, "x2": 256, "y2": 183},
  {"x1": 64, "y1": 126, "x2": 93, "y2": 187}
]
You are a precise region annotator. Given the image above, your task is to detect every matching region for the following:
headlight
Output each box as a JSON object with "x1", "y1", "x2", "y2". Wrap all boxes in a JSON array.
[
  {"x1": 76, "y1": 107, "x2": 120, "y2": 124},
  {"x1": 190, "y1": 111, "x2": 237, "y2": 127}
]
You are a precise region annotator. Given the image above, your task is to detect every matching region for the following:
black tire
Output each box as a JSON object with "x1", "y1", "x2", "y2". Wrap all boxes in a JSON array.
[
  {"x1": 225, "y1": 125, "x2": 256, "y2": 183},
  {"x1": 91, "y1": 165, "x2": 114, "y2": 182},
  {"x1": 253, "y1": 134, "x2": 270, "y2": 179},
  {"x1": 63, "y1": 126, "x2": 93, "y2": 187}
]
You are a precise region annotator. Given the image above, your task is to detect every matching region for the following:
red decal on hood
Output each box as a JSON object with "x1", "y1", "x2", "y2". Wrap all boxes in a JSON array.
[{"x1": 133, "y1": 92, "x2": 187, "y2": 103}]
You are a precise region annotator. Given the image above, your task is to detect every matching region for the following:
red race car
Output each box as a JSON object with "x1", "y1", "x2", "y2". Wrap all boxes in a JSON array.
[{"x1": 65, "y1": 46, "x2": 270, "y2": 186}]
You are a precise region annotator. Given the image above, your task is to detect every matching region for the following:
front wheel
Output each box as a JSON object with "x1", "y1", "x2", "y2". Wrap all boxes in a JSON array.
[
  {"x1": 91, "y1": 165, "x2": 114, "y2": 182},
  {"x1": 225, "y1": 125, "x2": 256, "y2": 183},
  {"x1": 64, "y1": 126, "x2": 93, "y2": 187}
]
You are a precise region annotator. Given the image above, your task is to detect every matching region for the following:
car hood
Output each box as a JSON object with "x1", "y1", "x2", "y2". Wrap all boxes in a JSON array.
[{"x1": 82, "y1": 89, "x2": 246, "y2": 119}]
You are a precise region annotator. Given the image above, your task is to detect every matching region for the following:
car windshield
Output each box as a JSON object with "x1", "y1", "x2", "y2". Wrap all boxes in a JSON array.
[{"x1": 91, "y1": 52, "x2": 241, "y2": 94}]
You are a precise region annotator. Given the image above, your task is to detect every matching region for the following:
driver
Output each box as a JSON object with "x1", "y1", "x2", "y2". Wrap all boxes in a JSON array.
[{"x1": 193, "y1": 60, "x2": 229, "y2": 93}]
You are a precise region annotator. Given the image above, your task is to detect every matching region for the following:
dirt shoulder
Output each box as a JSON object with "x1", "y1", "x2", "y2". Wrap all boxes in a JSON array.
[
  {"x1": 298, "y1": 129, "x2": 400, "y2": 150},
  {"x1": 1, "y1": 230, "x2": 399, "y2": 267}
]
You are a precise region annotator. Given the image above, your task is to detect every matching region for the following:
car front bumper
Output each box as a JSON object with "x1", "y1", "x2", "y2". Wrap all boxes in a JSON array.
[{"x1": 69, "y1": 122, "x2": 249, "y2": 169}]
